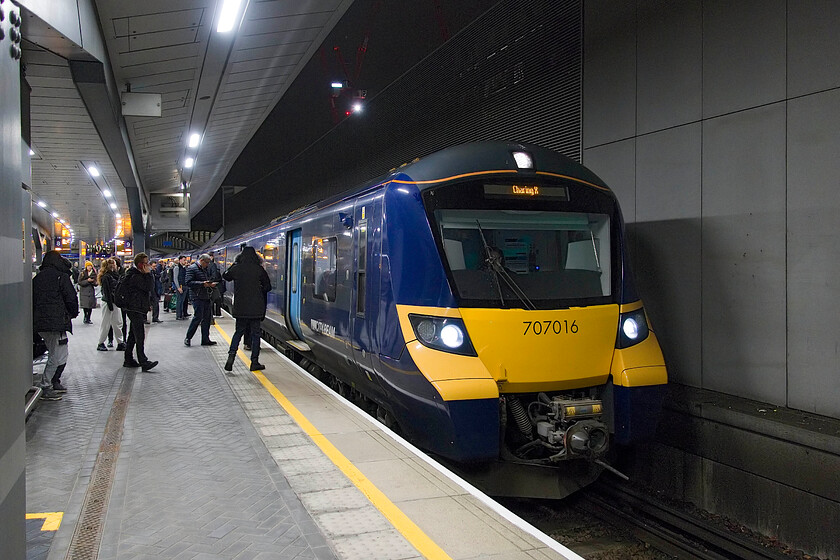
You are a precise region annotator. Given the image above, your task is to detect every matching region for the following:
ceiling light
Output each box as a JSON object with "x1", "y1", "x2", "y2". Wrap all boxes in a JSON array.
[
  {"x1": 184, "y1": 157, "x2": 194, "y2": 168},
  {"x1": 352, "y1": 103, "x2": 363, "y2": 113},
  {"x1": 52, "y1": 212, "x2": 59, "y2": 218},
  {"x1": 331, "y1": 82, "x2": 343, "y2": 88},
  {"x1": 37, "y1": 201, "x2": 47, "y2": 208},
  {"x1": 110, "y1": 203, "x2": 117, "y2": 210},
  {"x1": 188, "y1": 133, "x2": 201, "y2": 148},
  {"x1": 88, "y1": 165, "x2": 100, "y2": 177},
  {"x1": 116, "y1": 213, "x2": 122, "y2": 218},
  {"x1": 217, "y1": 0, "x2": 242, "y2": 32},
  {"x1": 29, "y1": 149, "x2": 35, "y2": 156},
  {"x1": 103, "y1": 189, "x2": 112, "y2": 198}
]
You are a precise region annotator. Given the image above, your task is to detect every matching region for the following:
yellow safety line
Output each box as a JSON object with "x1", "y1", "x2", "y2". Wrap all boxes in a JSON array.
[
  {"x1": 213, "y1": 324, "x2": 452, "y2": 560},
  {"x1": 26, "y1": 512, "x2": 63, "y2": 531}
]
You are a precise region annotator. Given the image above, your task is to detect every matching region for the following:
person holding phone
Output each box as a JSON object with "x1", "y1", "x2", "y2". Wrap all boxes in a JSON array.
[{"x1": 183, "y1": 253, "x2": 218, "y2": 347}]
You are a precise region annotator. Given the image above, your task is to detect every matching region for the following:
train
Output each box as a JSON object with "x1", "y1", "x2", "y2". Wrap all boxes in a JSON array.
[{"x1": 208, "y1": 141, "x2": 667, "y2": 498}]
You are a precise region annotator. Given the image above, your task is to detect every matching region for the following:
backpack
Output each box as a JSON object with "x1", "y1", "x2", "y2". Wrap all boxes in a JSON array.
[{"x1": 112, "y1": 274, "x2": 130, "y2": 309}]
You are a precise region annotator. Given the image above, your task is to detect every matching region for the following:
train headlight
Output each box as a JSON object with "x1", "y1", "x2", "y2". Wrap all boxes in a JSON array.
[
  {"x1": 409, "y1": 315, "x2": 477, "y2": 356},
  {"x1": 622, "y1": 317, "x2": 639, "y2": 339},
  {"x1": 440, "y1": 324, "x2": 464, "y2": 348},
  {"x1": 617, "y1": 308, "x2": 649, "y2": 348}
]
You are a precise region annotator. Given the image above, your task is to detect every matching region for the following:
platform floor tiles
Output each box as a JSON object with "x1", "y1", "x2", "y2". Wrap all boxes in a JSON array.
[{"x1": 26, "y1": 308, "x2": 579, "y2": 560}]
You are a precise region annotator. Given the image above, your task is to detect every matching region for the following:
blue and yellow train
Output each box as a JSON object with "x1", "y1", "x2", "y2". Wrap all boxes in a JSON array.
[{"x1": 211, "y1": 142, "x2": 667, "y2": 497}]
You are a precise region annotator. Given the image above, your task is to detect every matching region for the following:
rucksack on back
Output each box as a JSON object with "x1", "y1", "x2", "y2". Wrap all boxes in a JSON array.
[{"x1": 113, "y1": 275, "x2": 129, "y2": 308}]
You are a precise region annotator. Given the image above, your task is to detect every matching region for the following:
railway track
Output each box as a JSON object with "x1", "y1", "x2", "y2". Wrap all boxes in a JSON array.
[
  {"x1": 580, "y1": 481, "x2": 793, "y2": 560},
  {"x1": 502, "y1": 480, "x2": 798, "y2": 560}
]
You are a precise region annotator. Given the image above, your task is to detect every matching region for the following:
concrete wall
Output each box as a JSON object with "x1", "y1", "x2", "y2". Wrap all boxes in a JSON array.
[
  {"x1": 583, "y1": 0, "x2": 840, "y2": 419},
  {"x1": 0, "y1": 1, "x2": 29, "y2": 557}
]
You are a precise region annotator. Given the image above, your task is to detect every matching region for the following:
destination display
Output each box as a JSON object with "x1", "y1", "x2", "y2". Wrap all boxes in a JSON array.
[{"x1": 483, "y1": 183, "x2": 569, "y2": 200}]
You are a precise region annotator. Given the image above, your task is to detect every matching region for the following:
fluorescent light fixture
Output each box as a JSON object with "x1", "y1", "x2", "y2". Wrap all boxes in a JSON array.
[
  {"x1": 110, "y1": 203, "x2": 117, "y2": 210},
  {"x1": 331, "y1": 82, "x2": 343, "y2": 88},
  {"x1": 184, "y1": 157, "x2": 194, "y2": 168},
  {"x1": 88, "y1": 165, "x2": 100, "y2": 177},
  {"x1": 217, "y1": 0, "x2": 242, "y2": 32},
  {"x1": 29, "y1": 148, "x2": 35, "y2": 156},
  {"x1": 188, "y1": 133, "x2": 201, "y2": 148},
  {"x1": 52, "y1": 212, "x2": 59, "y2": 218},
  {"x1": 103, "y1": 189, "x2": 112, "y2": 198},
  {"x1": 116, "y1": 213, "x2": 122, "y2": 218},
  {"x1": 37, "y1": 201, "x2": 47, "y2": 208}
]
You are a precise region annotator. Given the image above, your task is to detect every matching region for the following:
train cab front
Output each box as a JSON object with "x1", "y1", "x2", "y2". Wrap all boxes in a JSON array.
[{"x1": 399, "y1": 162, "x2": 668, "y2": 476}]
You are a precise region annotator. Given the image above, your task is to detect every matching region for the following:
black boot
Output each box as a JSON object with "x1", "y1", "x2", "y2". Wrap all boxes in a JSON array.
[
  {"x1": 224, "y1": 354, "x2": 235, "y2": 371},
  {"x1": 51, "y1": 364, "x2": 67, "y2": 393}
]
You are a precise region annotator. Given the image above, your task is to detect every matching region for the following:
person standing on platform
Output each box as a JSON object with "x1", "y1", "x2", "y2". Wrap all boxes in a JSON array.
[
  {"x1": 70, "y1": 262, "x2": 80, "y2": 285},
  {"x1": 32, "y1": 250, "x2": 79, "y2": 400},
  {"x1": 208, "y1": 252, "x2": 224, "y2": 319},
  {"x1": 184, "y1": 254, "x2": 217, "y2": 347},
  {"x1": 96, "y1": 258, "x2": 125, "y2": 352},
  {"x1": 222, "y1": 246, "x2": 271, "y2": 372},
  {"x1": 121, "y1": 253, "x2": 158, "y2": 371},
  {"x1": 173, "y1": 255, "x2": 189, "y2": 320},
  {"x1": 78, "y1": 261, "x2": 98, "y2": 324},
  {"x1": 150, "y1": 259, "x2": 164, "y2": 323}
]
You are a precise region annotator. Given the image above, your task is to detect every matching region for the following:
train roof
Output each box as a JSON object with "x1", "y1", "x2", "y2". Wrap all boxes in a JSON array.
[
  {"x1": 223, "y1": 141, "x2": 612, "y2": 246},
  {"x1": 391, "y1": 141, "x2": 609, "y2": 191}
]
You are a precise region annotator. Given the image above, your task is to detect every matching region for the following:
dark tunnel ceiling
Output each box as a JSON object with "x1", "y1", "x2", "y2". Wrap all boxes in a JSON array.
[{"x1": 221, "y1": 0, "x2": 497, "y2": 189}]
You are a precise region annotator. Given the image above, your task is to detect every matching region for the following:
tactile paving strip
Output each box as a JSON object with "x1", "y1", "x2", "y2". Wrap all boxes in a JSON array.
[{"x1": 64, "y1": 370, "x2": 135, "y2": 560}]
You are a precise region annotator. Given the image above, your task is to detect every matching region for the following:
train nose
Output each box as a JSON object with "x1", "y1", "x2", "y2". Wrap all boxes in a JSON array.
[{"x1": 565, "y1": 420, "x2": 609, "y2": 456}]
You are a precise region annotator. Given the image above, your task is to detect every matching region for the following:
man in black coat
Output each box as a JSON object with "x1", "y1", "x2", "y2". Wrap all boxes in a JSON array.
[
  {"x1": 184, "y1": 254, "x2": 218, "y2": 347},
  {"x1": 122, "y1": 253, "x2": 158, "y2": 371},
  {"x1": 32, "y1": 250, "x2": 79, "y2": 399},
  {"x1": 222, "y1": 246, "x2": 272, "y2": 371}
]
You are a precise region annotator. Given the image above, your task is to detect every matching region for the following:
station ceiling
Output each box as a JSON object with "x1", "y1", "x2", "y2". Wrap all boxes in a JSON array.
[{"x1": 24, "y1": 0, "x2": 352, "y2": 243}]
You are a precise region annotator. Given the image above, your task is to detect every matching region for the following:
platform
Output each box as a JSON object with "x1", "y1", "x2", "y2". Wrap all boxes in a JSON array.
[{"x1": 26, "y1": 308, "x2": 582, "y2": 560}]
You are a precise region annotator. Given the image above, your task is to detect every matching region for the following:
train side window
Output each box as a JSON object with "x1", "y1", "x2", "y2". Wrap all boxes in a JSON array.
[
  {"x1": 313, "y1": 237, "x2": 337, "y2": 302},
  {"x1": 291, "y1": 242, "x2": 299, "y2": 294},
  {"x1": 356, "y1": 222, "x2": 367, "y2": 316}
]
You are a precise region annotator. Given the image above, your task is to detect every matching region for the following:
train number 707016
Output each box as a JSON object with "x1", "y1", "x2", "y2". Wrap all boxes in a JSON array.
[{"x1": 522, "y1": 320, "x2": 578, "y2": 335}]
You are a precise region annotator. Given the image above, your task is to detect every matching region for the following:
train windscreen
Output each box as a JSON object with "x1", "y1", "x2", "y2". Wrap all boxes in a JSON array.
[{"x1": 435, "y1": 209, "x2": 612, "y2": 307}]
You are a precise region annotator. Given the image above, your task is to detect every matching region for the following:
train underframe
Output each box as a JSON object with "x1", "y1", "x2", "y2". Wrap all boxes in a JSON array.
[{"x1": 260, "y1": 323, "x2": 618, "y2": 498}]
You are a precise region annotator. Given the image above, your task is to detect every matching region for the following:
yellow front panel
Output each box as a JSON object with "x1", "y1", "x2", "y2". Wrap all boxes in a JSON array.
[{"x1": 460, "y1": 305, "x2": 619, "y2": 392}]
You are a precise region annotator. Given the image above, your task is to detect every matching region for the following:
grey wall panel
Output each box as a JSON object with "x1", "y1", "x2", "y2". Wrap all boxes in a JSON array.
[
  {"x1": 0, "y1": 5, "x2": 26, "y2": 554},
  {"x1": 702, "y1": 0, "x2": 786, "y2": 118},
  {"x1": 786, "y1": 90, "x2": 840, "y2": 418},
  {"x1": 633, "y1": 124, "x2": 702, "y2": 387},
  {"x1": 701, "y1": 104, "x2": 787, "y2": 405},
  {"x1": 636, "y1": 0, "x2": 702, "y2": 135},
  {"x1": 788, "y1": 1, "x2": 840, "y2": 97},
  {"x1": 582, "y1": 138, "x2": 636, "y2": 222},
  {"x1": 583, "y1": 0, "x2": 636, "y2": 148}
]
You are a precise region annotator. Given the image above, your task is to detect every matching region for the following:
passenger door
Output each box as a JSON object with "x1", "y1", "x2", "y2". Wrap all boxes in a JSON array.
[
  {"x1": 285, "y1": 229, "x2": 304, "y2": 340},
  {"x1": 350, "y1": 200, "x2": 378, "y2": 387}
]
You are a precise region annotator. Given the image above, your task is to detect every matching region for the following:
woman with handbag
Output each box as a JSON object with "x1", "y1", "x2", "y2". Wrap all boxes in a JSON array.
[{"x1": 78, "y1": 261, "x2": 98, "y2": 324}]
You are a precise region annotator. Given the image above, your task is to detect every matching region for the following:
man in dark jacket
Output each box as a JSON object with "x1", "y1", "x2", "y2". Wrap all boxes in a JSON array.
[
  {"x1": 184, "y1": 254, "x2": 218, "y2": 347},
  {"x1": 33, "y1": 250, "x2": 79, "y2": 400},
  {"x1": 122, "y1": 253, "x2": 158, "y2": 371},
  {"x1": 222, "y1": 246, "x2": 272, "y2": 371}
]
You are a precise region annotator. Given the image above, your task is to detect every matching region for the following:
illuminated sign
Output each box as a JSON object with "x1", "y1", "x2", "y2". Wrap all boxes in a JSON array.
[{"x1": 483, "y1": 184, "x2": 569, "y2": 201}]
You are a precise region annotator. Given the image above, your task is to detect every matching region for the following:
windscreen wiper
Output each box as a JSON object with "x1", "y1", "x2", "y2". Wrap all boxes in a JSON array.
[{"x1": 475, "y1": 220, "x2": 536, "y2": 310}]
